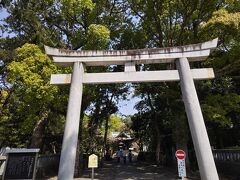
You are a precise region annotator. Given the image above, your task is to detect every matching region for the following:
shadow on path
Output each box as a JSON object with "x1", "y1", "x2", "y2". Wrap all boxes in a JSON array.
[{"x1": 81, "y1": 160, "x2": 177, "y2": 180}]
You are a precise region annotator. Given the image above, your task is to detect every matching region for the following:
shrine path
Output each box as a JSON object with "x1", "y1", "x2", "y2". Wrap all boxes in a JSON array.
[
  {"x1": 80, "y1": 161, "x2": 178, "y2": 180},
  {"x1": 47, "y1": 160, "x2": 199, "y2": 180}
]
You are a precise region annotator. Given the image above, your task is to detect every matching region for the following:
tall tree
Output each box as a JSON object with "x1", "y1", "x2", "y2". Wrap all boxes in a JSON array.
[{"x1": 1, "y1": 43, "x2": 59, "y2": 148}]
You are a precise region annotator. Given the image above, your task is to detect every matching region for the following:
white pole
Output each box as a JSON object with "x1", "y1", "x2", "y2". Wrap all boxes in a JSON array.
[
  {"x1": 176, "y1": 58, "x2": 219, "y2": 180},
  {"x1": 92, "y1": 168, "x2": 94, "y2": 180},
  {"x1": 58, "y1": 62, "x2": 84, "y2": 180}
]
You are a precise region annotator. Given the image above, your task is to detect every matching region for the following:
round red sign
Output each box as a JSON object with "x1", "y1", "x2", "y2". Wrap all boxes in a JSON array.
[{"x1": 175, "y1": 150, "x2": 186, "y2": 160}]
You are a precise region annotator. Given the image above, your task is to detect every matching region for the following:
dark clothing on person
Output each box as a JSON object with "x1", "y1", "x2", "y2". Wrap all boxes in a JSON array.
[
  {"x1": 128, "y1": 150, "x2": 132, "y2": 163},
  {"x1": 123, "y1": 156, "x2": 126, "y2": 164}
]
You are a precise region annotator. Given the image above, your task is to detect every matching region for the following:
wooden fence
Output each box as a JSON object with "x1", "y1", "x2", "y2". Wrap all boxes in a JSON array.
[
  {"x1": 212, "y1": 149, "x2": 240, "y2": 178},
  {"x1": 212, "y1": 149, "x2": 240, "y2": 162}
]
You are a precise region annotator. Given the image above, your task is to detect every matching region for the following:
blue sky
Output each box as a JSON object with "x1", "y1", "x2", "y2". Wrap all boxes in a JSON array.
[
  {"x1": 0, "y1": 8, "x2": 9, "y2": 37},
  {"x1": 0, "y1": 8, "x2": 7, "y2": 19},
  {"x1": 117, "y1": 94, "x2": 139, "y2": 116},
  {"x1": 0, "y1": 9, "x2": 7, "y2": 25}
]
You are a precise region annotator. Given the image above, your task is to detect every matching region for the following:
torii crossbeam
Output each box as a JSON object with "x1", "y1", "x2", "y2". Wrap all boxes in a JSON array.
[{"x1": 45, "y1": 38, "x2": 219, "y2": 180}]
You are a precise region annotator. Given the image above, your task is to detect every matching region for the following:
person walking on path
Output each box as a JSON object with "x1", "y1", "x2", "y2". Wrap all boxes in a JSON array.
[
  {"x1": 128, "y1": 150, "x2": 132, "y2": 163},
  {"x1": 123, "y1": 148, "x2": 128, "y2": 164},
  {"x1": 116, "y1": 149, "x2": 121, "y2": 163}
]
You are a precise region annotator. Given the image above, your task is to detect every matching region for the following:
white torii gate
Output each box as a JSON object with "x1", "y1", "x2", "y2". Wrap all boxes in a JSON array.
[{"x1": 45, "y1": 38, "x2": 219, "y2": 180}]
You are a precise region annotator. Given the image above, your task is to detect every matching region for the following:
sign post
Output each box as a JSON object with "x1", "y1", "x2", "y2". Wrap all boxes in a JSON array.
[
  {"x1": 88, "y1": 154, "x2": 98, "y2": 180},
  {"x1": 175, "y1": 150, "x2": 186, "y2": 180}
]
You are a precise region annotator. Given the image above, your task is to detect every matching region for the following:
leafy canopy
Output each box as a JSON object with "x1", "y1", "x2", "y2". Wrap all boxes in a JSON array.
[{"x1": 7, "y1": 43, "x2": 58, "y2": 103}]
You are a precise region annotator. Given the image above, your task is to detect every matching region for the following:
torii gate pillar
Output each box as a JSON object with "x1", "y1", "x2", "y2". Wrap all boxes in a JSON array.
[
  {"x1": 176, "y1": 58, "x2": 219, "y2": 179},
  {"x1": 58, "y1": 62, "x2": 84, "y2": 180}
]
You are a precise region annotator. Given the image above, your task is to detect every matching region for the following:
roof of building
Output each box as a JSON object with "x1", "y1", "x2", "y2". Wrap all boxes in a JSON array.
[{"x1": 110, "y1": 132, "x2": 133, "y2": 141}]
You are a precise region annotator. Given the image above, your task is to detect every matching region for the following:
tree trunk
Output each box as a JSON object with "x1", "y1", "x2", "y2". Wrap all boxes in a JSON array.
[
  {"x1": 74, "y1": 111, "x2": 84, "y2": 177},
  {"x1": 155, "y1": 126, "x2": 161, "y2": 165},
  {"x1": 102, "y1": 95, "x2": 114, "y2": 159},
  {"x1": 74, "y1": 141, "x2": 80, "y2": 177},
  {"x1": 103, "y1": 115, "x2": 110, "y2": 159},
  {"x1": 30, "y1": 109, "x2": 50, "y2": 148},
  {"x1": 88, "y1": 102, "x2": 100, "y2": 138},
  {"x1": 0, "y1": 88, "x2": 13, "y2": 116},
  {"x1": 146, "y1": 91, "x2": 162, "y2": 165}
]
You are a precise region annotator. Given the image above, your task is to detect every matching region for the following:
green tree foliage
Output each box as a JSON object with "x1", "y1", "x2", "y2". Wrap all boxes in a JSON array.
[
  {"x1": 203, "y1": 93, "x2": 240, "y2": 126},
  {"x1": 7, "y1": 44, "x2": 57, "y2": 102},
  {"x1": 80, "y1": 114, "x2": 125, "y2": 153},
  {"x1": 106, "y1": 115, "x2": 125, "y2": 132},
  {"x1": 0, "y1": 43, "x2": 62, "y2": 149},
  {"x1": 126, "y1": 0, "x2": 240, "y2": 164},
  {"x1": 0, "y1": 0, "x2": 118, "y2": 152},
  {"x1": 198, "y1": 5, "x2": 240, "y2": 149},
  {"x1": 201, "y1": 9, "x2": 240, "y2": 43},
  {"x1": 85, "y1": 24, "x2": 110, "y2": 49}
]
